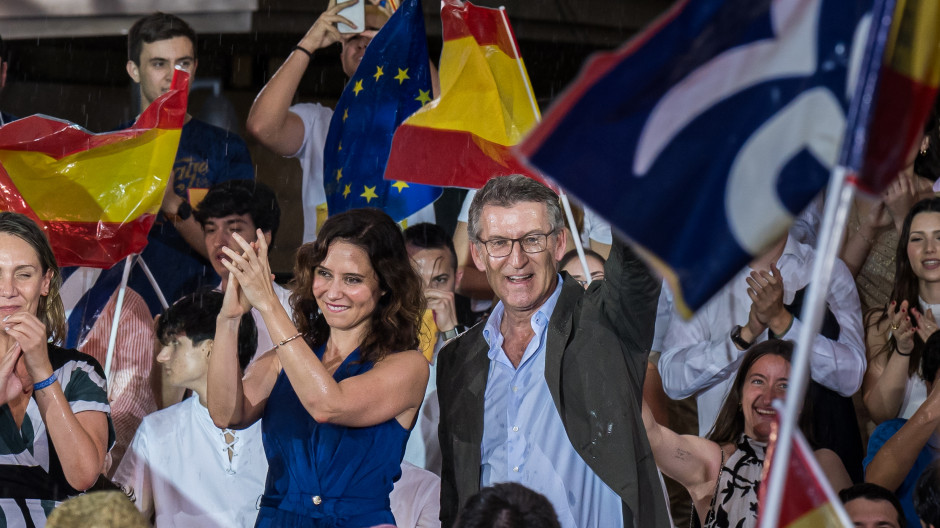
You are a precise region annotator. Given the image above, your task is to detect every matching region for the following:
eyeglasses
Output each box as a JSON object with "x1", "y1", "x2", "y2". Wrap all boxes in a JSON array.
[{"x1": 477, "y1": 230, "x2": 555, "y2": 258}]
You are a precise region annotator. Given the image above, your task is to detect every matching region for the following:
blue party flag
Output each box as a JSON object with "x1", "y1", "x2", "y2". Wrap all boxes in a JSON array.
[{"x1": 518, "y1": 0, "x2": 874, "y2": 314}]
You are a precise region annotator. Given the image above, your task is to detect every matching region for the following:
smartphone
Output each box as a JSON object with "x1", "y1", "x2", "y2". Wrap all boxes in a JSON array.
[{"x1": 337, "y1": 0, "x2": 365, "y2": 34}]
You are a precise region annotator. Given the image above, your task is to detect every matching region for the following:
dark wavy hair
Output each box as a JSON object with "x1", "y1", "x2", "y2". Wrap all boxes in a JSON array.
[
  {"x1": 0, "y1": 212, "x2": 66, "y2": 344},
  {"x1": 868, "y1": 197, "x2": 940, "y2": 377},
  {"x1": 707, "y1": 340, "x2": 807, "y2": 444},
  {"x1": 289, "y1": 208, "x2": 424, "y2": 363}
]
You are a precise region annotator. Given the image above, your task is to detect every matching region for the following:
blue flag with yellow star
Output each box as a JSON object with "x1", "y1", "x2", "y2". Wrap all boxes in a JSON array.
[{"x1": 323, "y1": 0, "x2": 441, "y2": 221}]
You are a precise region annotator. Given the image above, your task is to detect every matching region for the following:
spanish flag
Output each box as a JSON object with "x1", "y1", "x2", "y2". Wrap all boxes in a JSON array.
[
  {"x1": 856, "y1": 0, "x2": 940, "y2": 193},
  {"x1": 0, "y1": 70, "x2": 188, "y2": 268},
  {"x1": 758, "y1": 416, "x2": 852, "y2": 528},
  {"x1": 384, "y1": 0, "x2": 542, "y2": 188}
]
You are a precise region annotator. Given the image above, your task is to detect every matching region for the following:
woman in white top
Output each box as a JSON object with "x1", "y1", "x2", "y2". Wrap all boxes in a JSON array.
[{"x1": 864, "y1": 197, "x2": 940, "y2": 424}]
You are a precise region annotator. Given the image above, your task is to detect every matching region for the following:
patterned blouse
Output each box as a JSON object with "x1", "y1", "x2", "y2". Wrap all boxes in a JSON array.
[{"x1": 702, "y1": 435, "x2": 766, "y2": 528}]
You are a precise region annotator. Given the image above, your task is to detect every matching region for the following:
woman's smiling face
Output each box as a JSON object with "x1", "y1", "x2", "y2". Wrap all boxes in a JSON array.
[{"x1": 741, "y1": 354, "x2": 789, "y2": 442}]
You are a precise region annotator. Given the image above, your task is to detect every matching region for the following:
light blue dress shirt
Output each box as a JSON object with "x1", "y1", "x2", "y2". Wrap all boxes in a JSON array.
[{"x1": 480, "y1": 277, "x2": 624, "y2": 528}]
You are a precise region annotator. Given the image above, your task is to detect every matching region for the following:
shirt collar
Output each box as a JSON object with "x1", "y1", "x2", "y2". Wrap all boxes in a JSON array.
[{"x1": 483, "y1": 275, "x2": 564, "y2": 360}]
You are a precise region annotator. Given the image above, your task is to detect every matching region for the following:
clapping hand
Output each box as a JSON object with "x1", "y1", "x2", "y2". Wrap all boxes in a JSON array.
[
  {"x1": 912, "y1": 306, "x2": 940, "y2": 343},
  {"x1": 889, "y1": 300, "x2": 916, "y2": 356},
  {"x1": 220, "y1": 230, "x2": 278, "y2": 314},
  {"x1": 0, "y1": 343, "x2": 24, "y2": 405}
]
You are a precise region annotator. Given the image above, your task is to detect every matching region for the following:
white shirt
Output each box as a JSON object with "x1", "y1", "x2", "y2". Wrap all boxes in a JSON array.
[
  {"x1": 390, "y1": 462, "x2": 441, "y2": 528},
  {"x1": 289, "y1": 103, "x2": 332, "y2": 244},
  {"x1": 251, "y1": 281, "x2": 294, "y2": 362},
  {"x1": 402, "y1": 342, "x2": 442, "y2": 475},
  {"x1": 290, "y1": 103, "x2": 435, "y2": 244},
  {"x1": 480, "y1": 281, "x2": 623, "y2": 528},
  {"x1": 113, "y1": 395, "x2": 268, "y2": 528},
  {"x1": 659, "y1": 236, "x2": 866, "y2": 436}
]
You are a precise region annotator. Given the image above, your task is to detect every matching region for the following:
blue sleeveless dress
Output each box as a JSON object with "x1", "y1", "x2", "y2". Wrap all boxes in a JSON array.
[{"x1": 255, "y1": 347, "x2": 409, "y2": 528}]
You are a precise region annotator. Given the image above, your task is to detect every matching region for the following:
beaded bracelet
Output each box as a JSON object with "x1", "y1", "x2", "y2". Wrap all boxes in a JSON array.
[
  {"x1": 274, "y1": 332, "x2": 303, "y2": 351},
  {"x1": 293, "y1": 45, "x2": 315, "y2": 59},
  {"x1": 33, "y1": 373, "x2": 57, "y2": 391}
]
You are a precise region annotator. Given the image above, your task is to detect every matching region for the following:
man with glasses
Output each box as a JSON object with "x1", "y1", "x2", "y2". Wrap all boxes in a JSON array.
[{"x1": 436, "y1": 175, "x2": 671, "y2": 528}]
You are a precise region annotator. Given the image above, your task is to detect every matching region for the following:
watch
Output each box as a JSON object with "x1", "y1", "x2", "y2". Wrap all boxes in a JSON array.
[
  {"x1": 175, "y1": 200, "x2": 193, "y2": 221},
  {"x1": 441, "y1": 328, "x2": 459, "y2": 341},
  {"x1": 730, "y1": 325, "x2": 752, "y2": 350}
]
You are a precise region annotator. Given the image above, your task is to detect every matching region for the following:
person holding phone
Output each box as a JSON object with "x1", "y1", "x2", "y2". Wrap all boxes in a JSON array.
[{"x1": 247, "y1": 0, "x2": 438, "y2": 245}]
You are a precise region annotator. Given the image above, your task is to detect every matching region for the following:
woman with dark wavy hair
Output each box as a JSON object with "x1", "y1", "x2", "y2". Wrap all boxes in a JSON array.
[
  {"x1": 864, "y1": 197, "x2": 940, "y2": 425},
  {"x1": 642, "y1": 340, "x2": 850, "y2": 528},
  {"x1": 207, "y1": 208, "x2": 428, "y2": 528}
]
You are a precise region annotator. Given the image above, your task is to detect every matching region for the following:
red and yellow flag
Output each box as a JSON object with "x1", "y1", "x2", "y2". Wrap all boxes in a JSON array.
[
  {"x1": 758, "y1": 418, "x2": 852, "y2": 528},
  {"x1": 0, "y1": 70, "x2": 188, "y2": 268},
  {"x1": 856, "y1": 0, "x2": 940, "y2": 193},
  {"x1": 384, "y1": 0, "x2": 543, "y2": 188}
]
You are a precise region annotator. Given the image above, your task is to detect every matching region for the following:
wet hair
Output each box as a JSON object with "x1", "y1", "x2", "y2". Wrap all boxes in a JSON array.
[
  {"x1": 156, "y1": 290, "x2": 257, "y2": 371},
  {"x1": 868, "y1": 197, "x2": 940, "y2": 376},
  {"x1": 290, "y1": 208, "x2": 424, "y2": 363},
  {"x1": 559, "y1": 248, "x2": 606, "y2": 271},
  {"x1": 403, "y1": 223, "x2": 457, "y2": 271},
  {"x1": 840, "y1": 483, "x2": 907, "y2": 528},
  {"x1": 0, "y1": 212, "x2": 65, "y2": 344},
  {"x1": 454, "y1": 482, "x2": 561, "y2": 528},
  {"x1": 193, "y1": 180, "x2": 281, "y2": 243},
  {"x1": 914, "y1": 460, "x2": 940, "y2": 528},
  {"x1": 127, "y1": 12, "x2": 197, "y2": 65},
  {"x1": 708, "y1": 339, "x2": 801, "y2": 444},
  {"x1": 467, "y1": 175, "x2": 564, "y2": 242}
]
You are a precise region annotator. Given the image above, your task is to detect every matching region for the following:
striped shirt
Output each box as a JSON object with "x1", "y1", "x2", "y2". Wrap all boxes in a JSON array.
[{"x1": 0, "y1": 345, "x2": 115, "y2": 527}]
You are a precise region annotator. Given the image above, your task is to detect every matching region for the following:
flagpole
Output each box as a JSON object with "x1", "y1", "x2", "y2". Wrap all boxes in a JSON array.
[
  {"x1": 136, "y1": 255, "x2": 170, "y2": 310},
  {"x1": 496, "y1": 6, "x2": 598, "y2": 281},
  {"x1": 757, "y1": 166, "x2": 854, "y2": 528},
  {"x1": 759, "y1": 0, "x2": 896, "y2": 525},
  {"x1": 104, "y1": 254, "x2": 134, "y2": 394}
]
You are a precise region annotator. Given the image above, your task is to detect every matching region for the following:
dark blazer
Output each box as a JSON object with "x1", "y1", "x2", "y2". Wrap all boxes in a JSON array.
[{"x1": 436, "y1": 239, "x2": 671, "y2": 528}]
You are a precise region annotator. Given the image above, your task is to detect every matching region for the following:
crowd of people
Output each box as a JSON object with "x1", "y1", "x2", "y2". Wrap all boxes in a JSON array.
[{"x1": 1, "y1": 3, "x2": 940, "y2": 528}]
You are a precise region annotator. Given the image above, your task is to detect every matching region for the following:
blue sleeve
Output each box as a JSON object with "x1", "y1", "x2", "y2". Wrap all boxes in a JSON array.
[{"x1": 863, "y1": 419, "x2": 904, "y2": 471}]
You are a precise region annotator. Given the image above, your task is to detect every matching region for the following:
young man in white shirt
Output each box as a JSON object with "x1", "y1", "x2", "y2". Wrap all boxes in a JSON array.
[{"x1": 114, "y1": 290, "x2": 267, "y2": 528}]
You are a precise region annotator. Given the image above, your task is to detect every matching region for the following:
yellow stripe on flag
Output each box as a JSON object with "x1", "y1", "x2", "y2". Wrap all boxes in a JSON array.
[
  {"x1": 405, "y1": 36, "x2": 539, "y2": 145},
  {"x1": 786, "y1": 502, "x2": 849, "y2": 528},
  {"x1": 884, "y1": 0, "x2": 940, "y2": 86},
  {"x1": 0, "y1": 128, "x2": 179, "y2": 223}
]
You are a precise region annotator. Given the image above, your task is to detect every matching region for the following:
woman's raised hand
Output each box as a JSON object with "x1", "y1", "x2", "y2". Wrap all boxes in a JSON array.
[
  {"x1": 220, "y1": 230, "x2": 278, "y2": 313},
  {"x1": 0, "y1": 343, "x2": 24, "y2": 405},
  {"x1": 3, "y1": 312, "x2": 53, "y2": 384},
  {"x1": 913, "y1": 307, "x2": 940, "y2": 343},
  {"x1": 889, "y1": 300, "x2": 916, "y2": 356}
]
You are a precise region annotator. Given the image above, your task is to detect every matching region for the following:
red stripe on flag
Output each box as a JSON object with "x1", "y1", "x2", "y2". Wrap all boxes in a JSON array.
[
  {"x1": 857, "y1": 67, "x2": 939, "y2": 194},
  {"x1": 388, "y1": 124, "x2": 546, "y2": 188},
  {"x1": 442, "y1": 0, "x2": 519, "y2": 59},
  {"x1": 46, "y1": 216, "x2": 155, "y2": 268},
  {"x1": 0, "y1": 70, "x2": 187, "y2": 159}
]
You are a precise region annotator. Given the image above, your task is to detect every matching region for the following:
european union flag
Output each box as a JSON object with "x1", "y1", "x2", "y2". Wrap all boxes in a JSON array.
[
  {"x1": 519, "y1": 0, "x2": 872, "y2": 313},
  {"x1": 323, "y1": 0, "x2": 442, "y2": 221}
]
